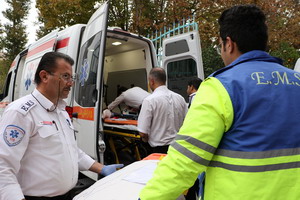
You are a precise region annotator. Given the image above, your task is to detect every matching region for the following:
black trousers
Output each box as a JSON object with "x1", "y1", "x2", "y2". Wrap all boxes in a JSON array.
[
  {"x1": 151, "y1": 145, "x2": 169, "y2": 154},
  {"x1": 140, "y1": 141, "x2": 169, "y2": 156},
  {"x1": 185, "y1": 178, "x2": 200, "y2": 200},
  {"x1": 24, "y1": 191, "x2": 72, "y2": 200}
]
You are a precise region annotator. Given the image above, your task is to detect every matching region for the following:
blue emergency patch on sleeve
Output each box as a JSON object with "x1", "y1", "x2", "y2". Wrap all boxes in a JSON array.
[{"x1": 3, "y1": 125, "x2": 26, "y2": 147}]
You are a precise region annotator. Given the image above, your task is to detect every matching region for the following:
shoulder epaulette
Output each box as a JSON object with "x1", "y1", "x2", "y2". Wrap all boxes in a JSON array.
[{"x1": 17, "y1": 99, "x2": 36, "y2": 115}]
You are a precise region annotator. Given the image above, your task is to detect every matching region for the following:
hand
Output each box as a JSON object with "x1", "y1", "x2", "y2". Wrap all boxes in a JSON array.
[
  {"x1": 139, "y1": 132, "x2": 149, "y2": 142},
  {"x1": 100, "y1": 164, "x2": 124, "y2": 176},
  {"x1": 102, "y1": 109, "x2": 112, "y2": 119}
]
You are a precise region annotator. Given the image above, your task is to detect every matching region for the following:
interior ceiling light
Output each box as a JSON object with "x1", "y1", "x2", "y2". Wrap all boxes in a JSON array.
[{"x1": 112, "y1": 41, "x2": 122, "y2": 46}]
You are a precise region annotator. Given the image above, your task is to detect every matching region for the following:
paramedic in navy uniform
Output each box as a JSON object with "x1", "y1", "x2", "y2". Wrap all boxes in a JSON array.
[{"x1": 0, "y1": 52, "x2": 123, "y2": 200}]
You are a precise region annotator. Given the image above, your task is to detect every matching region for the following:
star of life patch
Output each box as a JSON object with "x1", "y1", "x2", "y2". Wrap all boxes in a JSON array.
[{"x1": 3, "y1": 125, "x2": 26, "y2": 147}]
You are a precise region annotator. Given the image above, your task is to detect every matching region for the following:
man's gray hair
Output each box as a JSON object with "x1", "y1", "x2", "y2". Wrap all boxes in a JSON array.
[{"x1": 149, "y1": 67, "x2": 166, "y2": 84}]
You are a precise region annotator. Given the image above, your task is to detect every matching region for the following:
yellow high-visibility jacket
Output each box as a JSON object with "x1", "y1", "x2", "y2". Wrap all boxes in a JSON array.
[{"x1": 140, "y1": 51, "x2": 300, "y2": 200}]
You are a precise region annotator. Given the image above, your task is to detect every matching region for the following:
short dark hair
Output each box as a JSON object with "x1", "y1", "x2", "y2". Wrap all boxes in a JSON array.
[
  {"x1": 34, "y1": 52, "x2": 74, "y2": 85},
  {"x1": 149, "y1": 68, "x2": 166, "y2": 84},
  {"x1": 188, "y1": 77, "x2": 202, "y2": 90},
  {"x1": 117, "y1": 85, "x2": 128, "y2": 96},
  {"x1": 218, "y1": 5, "x2": 268, "y2": 53}
]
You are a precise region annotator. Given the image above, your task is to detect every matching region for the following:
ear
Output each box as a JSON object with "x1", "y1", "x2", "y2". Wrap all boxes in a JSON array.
[
  {"x1": 191, "y1": 85, "x2": 196, "y2": 91},
  {"x1": 39, "y1": 70, "x2": 49, "y2": 83},
  {"x1": 148, "y1": 77, "x2": 154, "y2": 85},
  {"x1": 225, "y1": 36, "x2": 235, "y2": 54}
]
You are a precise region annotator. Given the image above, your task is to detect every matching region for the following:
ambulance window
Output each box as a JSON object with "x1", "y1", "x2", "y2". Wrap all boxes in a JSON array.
[
  {"x1": 165, "y1": 39, "x2": 189, "y2": 56},
  {"x1": 75, "y1": 31, "x2": 102, "y2": 107},
  {"x1": 167, "y1": 58, "x2": 197, "y2": 102},
  {"x1": 1, "y1": 72, "x2": 12, "y2": 100}
]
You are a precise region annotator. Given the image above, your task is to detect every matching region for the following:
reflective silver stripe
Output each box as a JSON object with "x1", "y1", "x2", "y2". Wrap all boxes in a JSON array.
[
  {"x1": 215, "y1": 147, "x2": 300, "y2": 159},
  {"x1": 171, "y1": 142, "x2": 210, "y2": 166},
  {"x1": 175, "y1": 135, "x2": 216, "y2": 154},
  {"x1": 209, "y1": 161, "x2": 300, "y2": 172}
]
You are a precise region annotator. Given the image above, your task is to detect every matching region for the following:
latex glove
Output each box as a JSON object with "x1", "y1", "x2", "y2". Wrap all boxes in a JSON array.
[
  {"x1": 102, "y1": 109, "x2": 112, "y2": 119},
  {"x1": 100, "y1": 164, "x2": 124, "y2": 176}
]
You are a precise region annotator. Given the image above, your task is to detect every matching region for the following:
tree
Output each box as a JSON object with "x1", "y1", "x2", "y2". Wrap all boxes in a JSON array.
[
  {"x1": 34, "y1": 0, "x2": 299, "y2": 71},
  {"x1": 270, "y1": 42, "x2": 299, "y2": 69},
  {"x1": 36, "y1": 0, "x2": 102, "y2": 38},
  {"x1": 0, "y1": 20, "x2": 5, "y2": 92},
  {"x1": 1, "y1": 0, "x2": 30, "y2": 65},
  {"x1": 202, "y1": 44, "x2": 224, "y2": 77},
  {"x1": 36, "y1": 0, "x2": 135, "y2": 37},
  {"x1": 130, "y1": 0, "x2": 198, "y2": 36},
  {"x1": 193, "y1": 0, "x2": 300, "y2": 72},
  {"x1": 0, "y1": 20, "x2": 4, "y2": 52},
  {"x1": 108, "y1": 0, "x2": 131, "y2": 31}
]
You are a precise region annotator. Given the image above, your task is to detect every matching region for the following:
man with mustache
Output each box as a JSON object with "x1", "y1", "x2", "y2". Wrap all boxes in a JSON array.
[{"x1": 0, "y1": 52, "x2": 123, "y2": 200}]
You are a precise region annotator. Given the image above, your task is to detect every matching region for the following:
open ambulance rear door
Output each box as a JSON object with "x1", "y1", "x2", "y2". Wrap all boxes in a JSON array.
[
  {"x1": 162, "y1": 30, "x2": 204, "y2": 101},
  {"x1": 72, "y1": 1, "x2": 109, "y2": 181},
  {"x1": 294, "y1": 58, "x2": 300, "y2": 72}
]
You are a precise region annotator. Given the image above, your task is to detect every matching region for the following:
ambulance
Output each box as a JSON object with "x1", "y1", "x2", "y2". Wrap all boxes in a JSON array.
[
  {"x1": 294, "y1": 58, "x2": 300, "y2": 72},
  {"x1": 0, "y1": 1, "x2": 204, "y2": 181}
]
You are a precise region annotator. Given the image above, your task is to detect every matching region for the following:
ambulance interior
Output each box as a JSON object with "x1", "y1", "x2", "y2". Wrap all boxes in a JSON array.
[
  {"x1": 102, "y1": 31, "x2": 153, "y2": 116},
  {"x1": 98, "y1": 31, "x2": 155, "y2": 164}
]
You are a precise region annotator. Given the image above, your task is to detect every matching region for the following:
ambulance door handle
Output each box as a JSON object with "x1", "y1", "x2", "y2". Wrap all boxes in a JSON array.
[
  {"x1": 92, "y1": 88, "x2": 98, "y2": 103},
  {"x1": 72, "y1": 112, "x2": 78, "y2": 118}
]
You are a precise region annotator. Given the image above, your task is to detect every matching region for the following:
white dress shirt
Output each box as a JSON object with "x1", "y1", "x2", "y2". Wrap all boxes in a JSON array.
[
  {"x1": 0, "y1": 89, "x2": 95, "y2": 200},
  {"x1": 138, "y1": 86, "x2": 188, "y2": 147},
  {"x1": 108, "y1": 87, "x2": 150, "y2": 110},
  {"x1": 188, "y1": 92, "x2": 197, "y2": 108}
]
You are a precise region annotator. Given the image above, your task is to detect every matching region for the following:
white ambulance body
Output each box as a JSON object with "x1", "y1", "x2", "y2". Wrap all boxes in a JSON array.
[
  {"x1": 294, "y1": 58, "x2": 300, "y2": 72},
  {"x1": 0, "y1": 1, "x2": 204, "y2": 181}
]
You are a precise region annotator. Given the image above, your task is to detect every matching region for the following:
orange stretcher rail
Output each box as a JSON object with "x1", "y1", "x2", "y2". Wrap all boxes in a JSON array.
[{"x1": 104, "y1": 118, "x2": 138, "y2": 126}]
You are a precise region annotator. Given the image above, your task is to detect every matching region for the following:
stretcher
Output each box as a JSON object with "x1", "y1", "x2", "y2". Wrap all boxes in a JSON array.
[
  {"x1": 73, "y1": 154, "x2": 186, "y2": 200},
  {"x1": 103, "y1": 118, "x2": 144, "y2": 164}
]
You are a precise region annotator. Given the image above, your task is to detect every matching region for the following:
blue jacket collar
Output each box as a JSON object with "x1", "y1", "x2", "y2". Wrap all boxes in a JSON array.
[{"x1": 211, "y1": 50, "x2": 283, "y2": 77}]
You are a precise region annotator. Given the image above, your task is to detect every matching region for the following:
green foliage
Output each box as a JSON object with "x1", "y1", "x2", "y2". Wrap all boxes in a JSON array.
[
  {"x1": 108, "y1": 0, "x2": 131, "y2": 30},
  {"x1": 1, "y1": 0, "x2": 299, "y2": 86},
  {"x1": 0, "y1": 21, "x2": 3, "y2": 51},
  {"x1": 36, "y1": 0, "x2": 101, "y2": 38},
  {"x1": 269, "y1": 42, "x2": 300, "y2": 69},
  {"x1": 130, "y1": 0, "x2": 196, "y2": 36},
  {"x1": 201, "y1": 44, "x2": 224, "y2": 77},
  {"x1": 0, "y1": 59, "x2": 10, "y2": 93},
  {"x1": 1, "y1": 0, "x2": 30, "y2": 66}
]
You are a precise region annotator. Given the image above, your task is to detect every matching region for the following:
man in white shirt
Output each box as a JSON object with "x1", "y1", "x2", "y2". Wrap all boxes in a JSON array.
[
  {"x1": 0, "y1": 52, "x2": 123, "y2": 200},
  {"x1": 187, "y1": 77, "x2": 202, "y2": 108},
  {"x1": 138, "y1": 68, "x2": 187, "y2": 154},
  {"x1": 102, "y1": 86, "x2": 150, "y2": 119}
]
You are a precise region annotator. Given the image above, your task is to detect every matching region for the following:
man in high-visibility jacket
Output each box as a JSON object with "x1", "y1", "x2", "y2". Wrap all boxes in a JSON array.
[{"x1": 139, "y1": 5, "x2": 300, "y2": 200}]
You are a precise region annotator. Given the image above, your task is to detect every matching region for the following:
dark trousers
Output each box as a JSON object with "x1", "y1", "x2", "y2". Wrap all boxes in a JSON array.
[
  {"x1": 185, "y1": 178, "x2": 200, "y2": 200},
  {"x1": 151, "y1": 145, "x2": 169, "y2": 154},
  {"x1": 24, "y1": 191, "x2": 72, "y2": 200}
]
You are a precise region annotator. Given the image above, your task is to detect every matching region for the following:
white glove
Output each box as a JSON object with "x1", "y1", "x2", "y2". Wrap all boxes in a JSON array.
[{"x1": 102, "y1": 109, "x2": 112, "y2": 119}]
